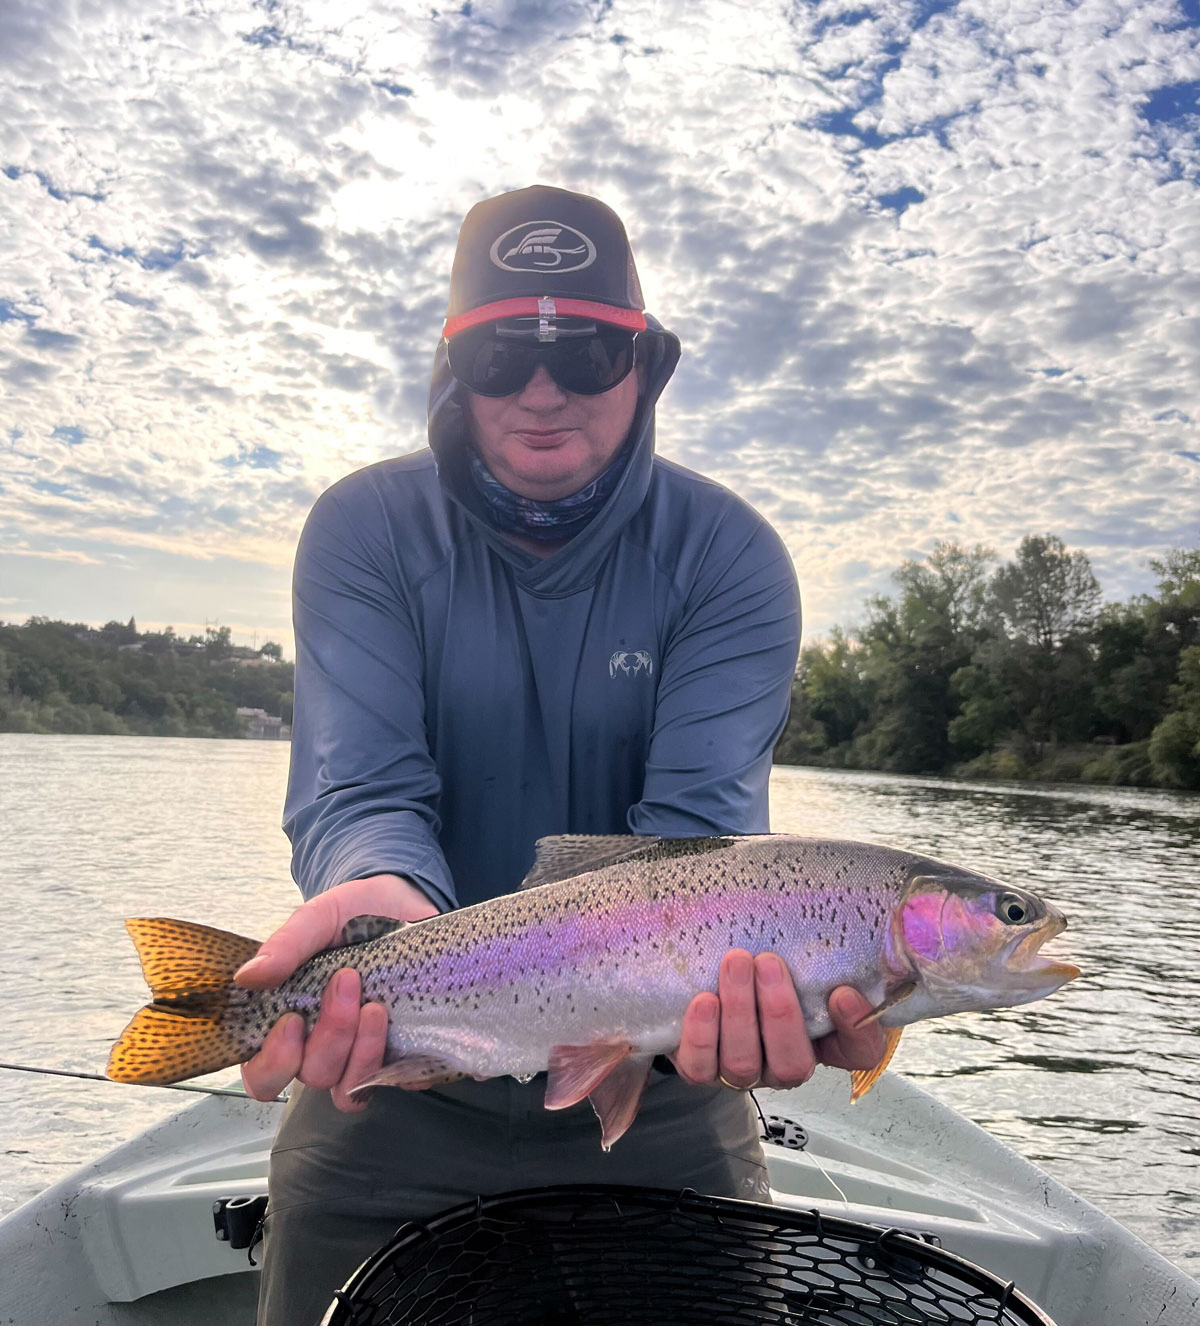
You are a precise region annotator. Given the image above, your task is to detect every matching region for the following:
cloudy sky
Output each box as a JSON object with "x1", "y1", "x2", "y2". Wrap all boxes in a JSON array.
[{"x1": 2, "y1": 0, "x2": 1198, "y2": 651}]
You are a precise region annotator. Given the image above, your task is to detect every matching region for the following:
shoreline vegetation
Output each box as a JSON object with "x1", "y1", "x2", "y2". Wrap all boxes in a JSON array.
[
  {"x1": 773, "y1": 535, "x2": 1200, "y2": 792},
  {"x1": 0, "y1": 619, "x2": 293, "y2": 740},
  {"x1": 3, "y1": 533, "x2": 1198, "y2": 790}
]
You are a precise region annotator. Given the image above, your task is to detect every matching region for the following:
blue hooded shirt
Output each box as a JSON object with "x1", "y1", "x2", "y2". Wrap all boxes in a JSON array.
[{"x1": 284, "y1": 320, "x2": 802, "y2": 911}]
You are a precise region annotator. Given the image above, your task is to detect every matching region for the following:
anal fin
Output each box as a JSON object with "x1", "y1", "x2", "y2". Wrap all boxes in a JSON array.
[
  {"x1": 850, "y1": 1026, "x2": 903, "y2": 1103},
  {"x1": 588, "y1": 1053, "x2": 654, "y2": 1151}
]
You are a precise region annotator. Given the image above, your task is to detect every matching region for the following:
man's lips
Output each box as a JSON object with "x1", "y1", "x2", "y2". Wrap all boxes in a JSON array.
[{"x1": 514, "y1": 428, "x2": 575, "y2": 447}]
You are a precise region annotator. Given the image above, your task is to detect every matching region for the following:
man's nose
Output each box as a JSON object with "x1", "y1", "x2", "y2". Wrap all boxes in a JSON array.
[{"x1": 515, "y1": 364, "x2": 569, "y2": 408}]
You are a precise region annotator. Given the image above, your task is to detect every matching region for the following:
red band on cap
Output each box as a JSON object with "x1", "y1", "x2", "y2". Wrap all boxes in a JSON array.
[{"x1": 443, "y1": 298, "x2": 647, "y2": 339}]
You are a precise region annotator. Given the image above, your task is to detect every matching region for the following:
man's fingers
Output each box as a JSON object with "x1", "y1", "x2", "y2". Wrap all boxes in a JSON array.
[
  {"x1": 241, "y1": 1013, "x2": 304, "y2": 1101},
  {"x1": 298, "y1": 968, "x2": 362, "y2": 1089},
  {"x1": 331, "y1": 1002, "x2": 390, "y2": 1113},
  {"x1": 754, "y1": 954, "x2": 815, "y2": 1089},
  {"x1": 235, "y1": 894, "x2": 340, "y2": 989},
  {"x1": 716, "y1": 950, "x2": 762, "y2": 1088},
  {"x1": 815, "y1": 986, "x2": 888, "y2": 1072},
  {"x1": 671, "y1": 992, "x2": 720, "y2": 1084}
]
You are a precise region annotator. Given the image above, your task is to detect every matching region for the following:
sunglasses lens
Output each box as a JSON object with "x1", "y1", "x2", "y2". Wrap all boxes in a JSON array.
[
  {"x1": 552, "y1": 330, "x2": 635, "y2": 395},
  {"x1": 448, "y1": 334, "x2": 534, "y2": 397},
  {"x1": 449, "y1": 329, "x2": 635, "y2": 397}
]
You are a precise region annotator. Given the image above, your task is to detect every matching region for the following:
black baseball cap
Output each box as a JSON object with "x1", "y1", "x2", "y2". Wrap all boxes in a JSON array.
[{"x1": 443, "y1": 185, "x2": 647, "y2": 339}]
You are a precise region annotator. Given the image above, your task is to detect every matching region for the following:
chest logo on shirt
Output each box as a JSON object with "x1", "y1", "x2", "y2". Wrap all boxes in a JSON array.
[{"x1": 609, "y1": 649, "x2": 654, "y2": 678}]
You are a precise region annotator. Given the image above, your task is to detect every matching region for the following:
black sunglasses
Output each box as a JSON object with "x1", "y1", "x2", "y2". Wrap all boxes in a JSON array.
[{"x1": 447, "y1": 324, "x2": 636, "y2": 398}]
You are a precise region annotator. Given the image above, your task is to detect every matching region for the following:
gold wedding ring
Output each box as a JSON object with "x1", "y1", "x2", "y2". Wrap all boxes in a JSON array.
[{"x1": 719, "y1": 1074, "x2": 761, "y2": 1091}]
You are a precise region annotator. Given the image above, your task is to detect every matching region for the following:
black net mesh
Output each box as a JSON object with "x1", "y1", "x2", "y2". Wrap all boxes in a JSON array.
[{"x1": 324, "y1": 1185, "x2": 1056, "y2": 1326}]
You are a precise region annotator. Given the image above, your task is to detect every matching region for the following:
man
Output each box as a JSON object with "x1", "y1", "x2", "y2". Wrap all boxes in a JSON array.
[{"x1": 238, "y1": 186, "x2": 884, "y2": 1323}]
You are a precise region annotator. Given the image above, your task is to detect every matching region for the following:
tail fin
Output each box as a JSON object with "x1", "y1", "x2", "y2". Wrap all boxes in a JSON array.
[{"x1": 107, "y1": 918, "x2": 262, "y2": 1085}]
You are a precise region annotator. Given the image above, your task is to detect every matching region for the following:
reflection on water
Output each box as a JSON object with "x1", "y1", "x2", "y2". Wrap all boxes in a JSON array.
[
  {"x1": 769, "y1": 764, "x2": 1200, "y2": 1276},
  {"x1": 0, "y1": 734, "x2": 298, "y2": 1220},
  {"x1": 0, "y1": 739, "x2": 1196, "y2": 1277}
]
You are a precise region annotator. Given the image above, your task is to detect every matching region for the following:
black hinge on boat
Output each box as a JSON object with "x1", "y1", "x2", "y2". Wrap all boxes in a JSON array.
[
  {"x1": 214, "y1": 1194, "x2": 269, "y2": 1250},
  {"x1": 858, "y1": 1227, "x2": 944, "y2": 1284},
  {"x1": 761, "y1": 1115, "x2": 809, "y2": 1151}
]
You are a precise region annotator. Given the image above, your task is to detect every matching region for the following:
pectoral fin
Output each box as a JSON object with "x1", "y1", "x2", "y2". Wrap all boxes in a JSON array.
[
  {"x1": 544, "y1": 1041, "x2": 633, "y2": 1110},
  {"x1": 852, "y1": 980, "x2": 917, "y2": 1029},
  {"x1": 849, "y1": 1026, "x2": 903, "y2": 1103},
  {"x1": 588, "y1": 1053, "x2": 655, "y2": 1151}
]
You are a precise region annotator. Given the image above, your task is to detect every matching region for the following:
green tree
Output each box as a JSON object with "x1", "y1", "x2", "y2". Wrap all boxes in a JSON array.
[
  {"x1": 203, "y1": 624, "x2": 233, "y2": 660},
  {"x1": 990, "y1": 534, "x2": 1101, "y2": 652},
  {"x1": 1148, "y1": 646, "x2": 1200, "y2": 788},
  {"x1": 99, "y1": 618, "x2": 138, "y2": 646},
  {"x1": 986, "y1": 536, "x2": 1101, "y2": 748},
  {"x1": 775, "y1": 631, "x2": 872, "y2": 763},
  {"x1": 854, "y1": 542, "x2": 994, "y2": 772},
  {"x1": 1148, "y1": 541, "x2": 1200, "y2": 657}
]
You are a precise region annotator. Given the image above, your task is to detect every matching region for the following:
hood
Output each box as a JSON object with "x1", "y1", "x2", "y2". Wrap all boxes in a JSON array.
[{"x1": 426, "y1": 316, "x2": 681, "y2": 596}]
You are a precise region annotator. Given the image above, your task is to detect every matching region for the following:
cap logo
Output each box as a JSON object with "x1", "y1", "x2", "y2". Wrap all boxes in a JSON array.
[{"x1": 490, "y1": 220, "x2": 597, "y2": 274}]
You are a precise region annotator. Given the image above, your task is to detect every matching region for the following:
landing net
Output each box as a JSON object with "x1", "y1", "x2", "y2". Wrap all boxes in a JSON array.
[{"x1": 322, "y1": 1184, "x2": 1056, "y2": 1325}]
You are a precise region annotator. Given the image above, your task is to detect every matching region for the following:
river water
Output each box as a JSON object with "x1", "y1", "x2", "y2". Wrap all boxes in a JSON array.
[{"x1": 1, "y1": 734, "x2": 1197, "y2": 1278}]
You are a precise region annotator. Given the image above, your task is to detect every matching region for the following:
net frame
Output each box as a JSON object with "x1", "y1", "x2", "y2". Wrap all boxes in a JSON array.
[{"x1": 322, "y1": 1184, "x2": 1057, "y2": 1325}]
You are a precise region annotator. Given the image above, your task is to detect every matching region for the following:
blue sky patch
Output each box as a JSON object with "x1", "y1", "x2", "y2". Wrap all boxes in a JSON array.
[
  {"x1": 4, "y1": 166, "x2": 105, "y2": 203},
  {"x1": 220, "y1": 445, "x2": 285, "y2": 470},
  {"x1": 0, "y1": 299, "x2": 36, "y2": 325},
  {"x1": 244, "y1": 24, "x2": 285, "y2": 47},
  {"x1": 877, "y1": 186, "x2": 926, "y2": 215},
  {"x1": 1141, "y1": 80, "x2": 1200, "y2": 125},
  {"x1": 51, "y1": 425, "x2": 86, "y2": 446},
  {"x1": 815, "y1": 107, "x2": 891, "y2": 149}
]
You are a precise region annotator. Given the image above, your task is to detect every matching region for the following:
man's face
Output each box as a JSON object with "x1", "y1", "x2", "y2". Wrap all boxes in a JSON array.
[{"x1": 463, "y1": 362, "x2": 640, "y2": 502}]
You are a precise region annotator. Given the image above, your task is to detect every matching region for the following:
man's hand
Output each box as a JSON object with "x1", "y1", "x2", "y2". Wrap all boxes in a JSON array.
[
  {"x1": 235, "y1": 874, "x2": 439, "y2": 1111},
  {"x1": 671, "y1": 950, "x2": 886, "y2": 1090}
]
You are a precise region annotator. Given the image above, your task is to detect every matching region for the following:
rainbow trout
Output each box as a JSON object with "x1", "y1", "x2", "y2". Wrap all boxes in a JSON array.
[{"x1": 107, "y1": 834, "x2": 1078, "y2": 1146}]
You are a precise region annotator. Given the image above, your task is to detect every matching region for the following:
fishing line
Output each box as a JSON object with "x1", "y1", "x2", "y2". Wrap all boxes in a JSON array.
[
  {"x1": 0, "y1": 1060, "x2": 287, "y2": 1102},
  {"x1": 801, "y1": 1147, "x2": 851, "y2": 1207},
  {"x1": 751, "y1": 1090, "x2": 851, "y2": 1208}
]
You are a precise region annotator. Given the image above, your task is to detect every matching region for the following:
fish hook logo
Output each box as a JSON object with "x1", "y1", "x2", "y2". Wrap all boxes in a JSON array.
[
  {"x1": 490, "y1": 220, "x2": 597, "y2": 273},
  {"x1": 609, "y1": 650, "x2": 654, "y2": 678}
]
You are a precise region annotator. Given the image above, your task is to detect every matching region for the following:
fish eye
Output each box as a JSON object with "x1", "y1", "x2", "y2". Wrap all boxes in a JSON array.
[{"x1": 996, "y1": 893, "x2": 1032, "y2": 925}]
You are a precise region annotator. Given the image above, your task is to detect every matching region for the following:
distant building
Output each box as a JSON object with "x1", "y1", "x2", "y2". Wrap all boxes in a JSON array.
[{"x1": 236, "y1": 707, "x2": 291, "y2": 740}]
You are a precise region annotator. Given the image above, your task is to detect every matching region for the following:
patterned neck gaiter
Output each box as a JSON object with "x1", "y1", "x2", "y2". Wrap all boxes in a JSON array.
[{"x1": 467, "y1": 440, "x2": 632, "y2": 542}]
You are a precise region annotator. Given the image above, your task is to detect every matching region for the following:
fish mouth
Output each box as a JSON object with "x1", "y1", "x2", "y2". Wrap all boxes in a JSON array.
[{"x1": 1009, "y1": 915, "x2": 1080, "y2": 983}]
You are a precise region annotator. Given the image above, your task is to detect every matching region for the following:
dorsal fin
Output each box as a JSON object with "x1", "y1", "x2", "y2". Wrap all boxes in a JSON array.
[
  {"x1": 339, "y1": 914, "x2": 408, "y2": 946},
  {"x1": 519, "y1": 835, "x2": 660, "y2": 889}
]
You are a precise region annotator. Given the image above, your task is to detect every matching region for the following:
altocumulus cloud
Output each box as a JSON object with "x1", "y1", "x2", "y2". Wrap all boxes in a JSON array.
[{"x1": 0, "y1": 0, "x2": 1197, "y2": 643}]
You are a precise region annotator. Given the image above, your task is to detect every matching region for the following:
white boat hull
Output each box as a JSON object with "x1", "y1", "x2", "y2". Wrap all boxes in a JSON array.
[{"x1": 1, "y1": 1069, "x2": 1196, "y2": 1325}]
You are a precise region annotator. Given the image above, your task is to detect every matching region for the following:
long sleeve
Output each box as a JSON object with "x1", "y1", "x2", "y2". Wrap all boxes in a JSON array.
[
  {"x1": 283, "y1": 483, "x2": 457, "y2": 912},
  {"x1": 628, "y1": 516, "x2": 801, "y2": 837}
]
